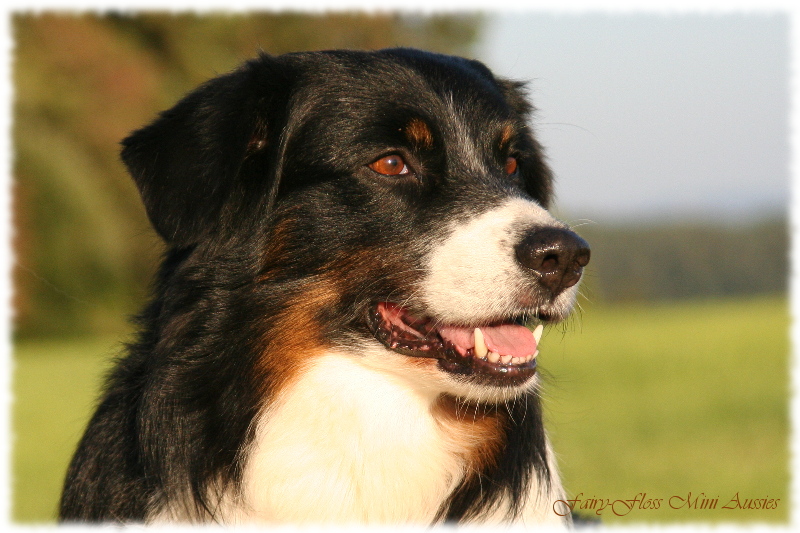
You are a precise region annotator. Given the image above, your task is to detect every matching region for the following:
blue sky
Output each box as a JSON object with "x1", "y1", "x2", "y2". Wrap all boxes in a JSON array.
[{"x1": 476, "y1": 13, "x2": 789, "y2": 223}]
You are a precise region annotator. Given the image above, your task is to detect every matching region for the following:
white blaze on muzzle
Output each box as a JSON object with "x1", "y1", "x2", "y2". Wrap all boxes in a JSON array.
[{"x1": 420, "y1": 196, "x2": 574, "y2": 325}]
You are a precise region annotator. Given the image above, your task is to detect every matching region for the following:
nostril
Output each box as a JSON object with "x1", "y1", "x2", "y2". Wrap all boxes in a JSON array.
[
  {"x1": 515, "y1": 227, "x2": 591, "y2": 295},
  {"x1": 575, "y1": 248, "x2": 591, "y2": 268},
  {"x1": 540, "y1": 254, "x2": 560, "y2": 274}
]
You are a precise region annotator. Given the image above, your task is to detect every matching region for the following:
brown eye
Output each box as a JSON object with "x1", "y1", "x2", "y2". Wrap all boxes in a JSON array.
[
  {"x1": 505, "y1": 156, "x2": 518, "y2": 175},
  {"x1": 369, "y1": 155, "x2": 410, "y2": 176}
]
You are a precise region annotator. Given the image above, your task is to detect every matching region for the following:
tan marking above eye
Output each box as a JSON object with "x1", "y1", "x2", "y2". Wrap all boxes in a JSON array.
[
  {"x1": 369, "y1": 155, "x2": 410, "y2": 176},
  {"x1": 404, "y1": 118, "x2": 434, "y2": 149},
  {"x1": 499, "y1": 125, "x2": 514, "y2": 150},
  {"x1": 505, "y1": 156, "x2": 518, "y2": 175}
]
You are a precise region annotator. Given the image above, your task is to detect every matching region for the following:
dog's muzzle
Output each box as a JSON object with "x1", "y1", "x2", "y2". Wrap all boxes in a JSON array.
[{"x1": 368, "y1": 224, "x2": 590, "y2": 388}]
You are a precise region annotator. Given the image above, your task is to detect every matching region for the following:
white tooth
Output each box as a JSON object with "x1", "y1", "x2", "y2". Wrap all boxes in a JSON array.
[
  {"x1": 532, "y1": 350, "x2": 539, "y2": 359},
  {"x1": 488, "y1": 351, "x2": 501, "y2": 363},
  {"x1": 500, "y1": 355, "x2": 512, "y2": 364},
  {"x1": 511, "y1": 357, "x2": 521, "y2": 365},
  {"x1": 533, "y1": 324, "x2": 544, "y2": 345},
  {"x1": 523, "y1": 354, "x2": 532, "y2": 363},
  {"x1": 473, "y1": 328, "x2": 488, "y2": 358}
]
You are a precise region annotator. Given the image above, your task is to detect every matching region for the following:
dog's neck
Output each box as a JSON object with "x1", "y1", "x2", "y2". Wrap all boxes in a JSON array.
[
  {"x1": 191, "y1": 351, "x2": 566, "y2": 525},
  {"x1": 238, "y1": 352, "x2": 470, "y2": 523}
]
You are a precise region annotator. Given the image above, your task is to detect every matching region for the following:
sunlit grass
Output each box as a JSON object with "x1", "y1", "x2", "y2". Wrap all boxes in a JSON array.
[
  {"x1": 542, "y1": 295, "x2": 789, "y2": 523},
  {"x1": 11, "y1": 295, "x2": 789, "y2": 523},
  {"x1": 12, "y1": 337, "x2": 120, "y2": 523}
]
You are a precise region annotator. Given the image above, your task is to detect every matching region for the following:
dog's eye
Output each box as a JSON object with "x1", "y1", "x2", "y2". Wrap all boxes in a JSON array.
[
  {"x1": 369, "y1": 155, "x2": 410, "y2": 176},
  {"x1": 505, "y1": 157, "x2": 519, "y2": 175}
]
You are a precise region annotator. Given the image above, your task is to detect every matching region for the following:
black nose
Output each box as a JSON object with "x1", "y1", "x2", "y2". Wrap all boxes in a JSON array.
[{"x1": 514, "y1": 227, "x2": 591, "y2": 296}]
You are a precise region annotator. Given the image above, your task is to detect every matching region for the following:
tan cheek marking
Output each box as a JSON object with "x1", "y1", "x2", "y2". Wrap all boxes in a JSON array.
[
  {"x1": 254, "y1": 279, "x2": 339, "y2": 399},
  {"x1": 256, "y1": 213, "x2": 427, "y2": 399},
  {"x1": 325, "y1": 243, "x2": 424, "y2": 304},
  {"x1": 405, "y1": 118, "x2": 434, "y2": 150},
  {"x1": 257, "y1": 207, "x2": 305, "y2": 281},
  {"x1": 431, "y1": 395, "x2": 506, "y2": 473}
]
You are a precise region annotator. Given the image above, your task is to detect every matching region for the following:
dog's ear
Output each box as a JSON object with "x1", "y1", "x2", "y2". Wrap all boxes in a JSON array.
[
  {"x1": 121, "y1": 53, "x2": 293, "y2": 248},
  {"x1": 497, "y1": 79, "x2": 554, "y2": 208}
]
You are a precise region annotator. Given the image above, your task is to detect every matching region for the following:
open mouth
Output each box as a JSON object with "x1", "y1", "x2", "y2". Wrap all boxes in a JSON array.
[{"x1": 367, "y1": 302, "x2": 544, "y2": 387}]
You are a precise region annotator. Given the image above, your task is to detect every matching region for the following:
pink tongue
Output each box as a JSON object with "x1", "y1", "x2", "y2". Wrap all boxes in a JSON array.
[{"x1": 439, "y1": 323, "x2": 537, "y2": 358}]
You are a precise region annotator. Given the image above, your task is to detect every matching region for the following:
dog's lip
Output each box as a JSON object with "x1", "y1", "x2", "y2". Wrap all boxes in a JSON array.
[{"x1": 367, "y1": 302, "x2": 541, "y2": 382}]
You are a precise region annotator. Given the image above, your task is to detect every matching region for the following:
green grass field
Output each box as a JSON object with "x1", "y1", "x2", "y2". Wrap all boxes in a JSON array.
[
  {"x1": 12, "y1": 295, "x2": 789, "y2": 524},
  {"x1": 542, "y1": 295, "x2": 789, "y2": 524}
]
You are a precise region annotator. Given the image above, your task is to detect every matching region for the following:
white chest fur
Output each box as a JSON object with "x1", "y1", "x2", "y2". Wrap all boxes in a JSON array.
[{"x1": 234, "y1": 352, "x2": 467, "y2": 524}]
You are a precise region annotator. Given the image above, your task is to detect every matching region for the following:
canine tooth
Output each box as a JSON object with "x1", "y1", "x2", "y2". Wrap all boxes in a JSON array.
[
  {"x1": 532, "y1": 350, "x2": 539, "y2": 359},
  {"x1": 500, "y1": 355, "x2": 512, "y2": 364},
  {"x1": 533, "y1": 324, "x2": 544, "y2": 345},
  {"x1": 473, "y1": 328, "x2": 488, "y2": 358},
  {"x1": 488, "y1": 351, "x2": 501, "y2": 363}
]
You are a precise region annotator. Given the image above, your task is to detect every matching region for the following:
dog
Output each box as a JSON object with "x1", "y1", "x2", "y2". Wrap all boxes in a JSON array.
[{"x1": 59, "y1": 48, "x2": 590, "y2": 525}]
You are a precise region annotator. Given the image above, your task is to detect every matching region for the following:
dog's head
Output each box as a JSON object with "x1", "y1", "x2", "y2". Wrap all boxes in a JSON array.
[{"x1": 122, "y1": 48, "x2": 589, "y2": 402}]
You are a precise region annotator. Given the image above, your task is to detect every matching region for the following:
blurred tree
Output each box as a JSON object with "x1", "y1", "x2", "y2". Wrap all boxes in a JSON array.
[
  {"x1": 12, "y1": 12, "x2": 482, "y2": 339},
  {"x1": 577, "y1": 217, "x2": 787, "y2": 303}
]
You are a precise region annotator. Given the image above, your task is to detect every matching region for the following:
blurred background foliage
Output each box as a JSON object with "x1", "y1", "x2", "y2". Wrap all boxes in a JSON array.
[{"x1": 576, "y1": 218, "x2": 787, "y2": 302}]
